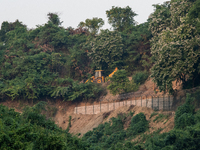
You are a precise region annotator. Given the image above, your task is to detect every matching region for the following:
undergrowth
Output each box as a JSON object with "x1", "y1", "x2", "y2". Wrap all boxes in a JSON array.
[
  {"x1": 0, "y1": 102, "x2": 89, "y2": 149},
  {"x1": 82, "y1": 112, "x2": 149, "y2": 149}
]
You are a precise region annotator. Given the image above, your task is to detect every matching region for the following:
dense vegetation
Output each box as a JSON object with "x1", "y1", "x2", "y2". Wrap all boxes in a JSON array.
[
  {"x1": 0, "y1": 102, "x2": 89, "y2": 149},
  {"x1": 107, "y1": 70, "x2": 139, "y2": 95},
  {"x1": 82, "y1": 112, "x2": 148, "y2": 149},
  {"x1": 150, "y1": 0, "x2": 200, "y2": 93},
  {"x1": 0, "y1": 6, "x2": 151, "y2": 101},
  {"x1": 1, "y1": 0, "x2": 200, "y2": 148},
  {"x1": 0, "y1": 0, "x2": 199, "y2": 100}
]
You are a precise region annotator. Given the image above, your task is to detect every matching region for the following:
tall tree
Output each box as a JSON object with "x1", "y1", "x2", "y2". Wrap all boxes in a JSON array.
[
  {"x1": 85, "y1": 29, "x2": 124, "y2": 74},
  {"x1": 150, "y1": 0, "x2": 200, "y2": 93},
  {"x1": 106, "y1": 6, "x2": 137, "y2": 32},
  {"x1": 122, "y1": 22, "x2": 152, "y2": 74},
  {"x1": 78, "y1": 17, "x2": 104, "y2": 35},
  {"x1": 47, "y1": 13, "x2": 63, "y2": 26}
]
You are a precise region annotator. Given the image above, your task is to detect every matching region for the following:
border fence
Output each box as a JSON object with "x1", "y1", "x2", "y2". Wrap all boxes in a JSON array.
[{"x1": 74, "y1": 89, "x2": 200, "y2": 114}]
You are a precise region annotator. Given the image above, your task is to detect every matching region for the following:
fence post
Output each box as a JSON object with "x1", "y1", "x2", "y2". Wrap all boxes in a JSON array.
[
  {"x1": 163, "y1": 95, "x2": 165, "y2": 111},
  {"x1": 168, "y1": 95, "x2": 170, "y2": 111},
  {"x1": 85, "y1": 101, "x2": 86, "y2": 114},
  {"x1": 113, "y1": 99, "x2": 115, "y2": 110},
  {"x1": 76, "y1": 103, "x2": 77, "y2": 114},
  {"x1": 152, "y1": 96, "x2": 153, "y2": 110},
  {"x1": 146, "y1": 95, "x2": 147, "y2": 107},
  {"x1": 93, "y1": 102, "x2": 94, "y2": 114},
  {"x1": 107, "y1": 101, "x2": 109, "y2": 111},
  {"x1": 135, "y1": 97, "x2": 136, "y2": 106},
  {"x1": 100, "y1": 101, "x2": 101, "y2": 113},
  {"x1": 131, "y1": 97, "x2": 132, "y2": 105}
]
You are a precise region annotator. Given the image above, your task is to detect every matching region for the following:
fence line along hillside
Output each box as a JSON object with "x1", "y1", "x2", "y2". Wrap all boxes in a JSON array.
[
  {"x1": 74, "y1": 95, "x2": 174, "y2": 114},
  {"x1": 74, "y1": 89, "x2": 200, "y2": 115}
]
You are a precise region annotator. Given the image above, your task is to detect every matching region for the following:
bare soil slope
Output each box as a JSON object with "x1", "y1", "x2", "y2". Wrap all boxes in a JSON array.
[{"x1": 54, "y1": 104, "x2": 175, "y2": 136}]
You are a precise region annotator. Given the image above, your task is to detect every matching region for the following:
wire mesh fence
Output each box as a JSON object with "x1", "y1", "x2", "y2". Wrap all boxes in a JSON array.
[{"x1": 74, "y1": 89, "x2": 200, "y2": 114}]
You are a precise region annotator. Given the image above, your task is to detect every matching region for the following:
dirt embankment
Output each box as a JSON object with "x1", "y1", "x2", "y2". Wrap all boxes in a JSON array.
[{"x1": 55, "y1": 104, "x2": 175, "y2": 136}]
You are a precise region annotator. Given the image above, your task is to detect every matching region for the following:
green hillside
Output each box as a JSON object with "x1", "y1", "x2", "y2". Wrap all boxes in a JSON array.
[{"x1": 1, "y1": 0, "x2": 200, "y2": 149}]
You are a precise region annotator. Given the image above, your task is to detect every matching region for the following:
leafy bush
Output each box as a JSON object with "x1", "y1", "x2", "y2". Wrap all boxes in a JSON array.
[
  {"x1": 50, "y1": 78, "x2": 105, "y2": 101},
  {"x1": 82, "y1": 113, "x2": 143, "y2": 149},
  {"x1": 153, "y1": 114, "x2": 169, "y2": 123},
  {"x1": 175, "y1": 94, "x2": 195, "y2": 129},
  {"x1": 175, "y1": 113, "x2": 196, "y2": 129},
  {"x1": 150, "y1": 112, "x2": 158, "y2": 119},
  {"x1": 107, "y1": 70, "x2": 138, "y2": 95},
  {"x1": 104, "y1": 117, "x2": 124, "y2": 135},
  {"x1": 132, "y1": 71, "x2": 149, "y2": 85},
  {"x1": 126, "y1": 113, "x2": 149, "y2": 137}
]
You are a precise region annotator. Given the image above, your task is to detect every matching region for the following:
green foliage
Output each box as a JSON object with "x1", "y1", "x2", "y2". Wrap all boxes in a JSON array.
[
  {"x1": 107, "y1": 70, "x2": 138, "y2": 95},
  {"x1": 106, "y1": 6, "x2": 137, "y2": 32},
  {"x1": 145, "y1": 93, "x2": 200, "y2": 150},
  {"x1": 0, "y1": 104, "x2": 88, "y2": 149},
  {"x1": 85, "y1": 29, "x2": 124, "y2": 71},
  {"x1": 67, "y1": 45, "x2": 91, "y2": 80},
  {"x1": 150, "y1": 112, "x2": 158, "y2": 119},
  {"x1": 0, "y1": 14, "x2": 102, "y2": 101},
  {"x1": 66, "y1": 116, "x2": 72, "y2": 132},
  {"x1": 104, "y1": 117, "x2": 124, "y2": 135},
  {"x1": 132, "y1": 71, "x2": 149, "y2": 85},
  {"x1": 0, "y1": 8, "x2": 152, "y2": 102},
  {"x1": 82, "y1": 112, "x2": 149, "y2": 149},
  {"x1": 188, "y1": 0, "x2": 200, "y2": 33},
  {"x1": 150, "y1": 0, "x2": 200, "y2": 93},
  {"x1": 175, "y1": 113, "x2": 196, "y2": 129},
  {"x1": 78, "y1": 17, "x2": 104, "y2": 35},
  {"x1": 175, "y1": 93, "x2": 195, "y2": 129},
  {"x1": 122, "y1": 22, "x2": 152, "y2": 74},
  {"x1": 47, "y1": 12, "x2": 63, "y2": 26},
  {"x1": 153, "y1": 114, "x2": 169, "y2": 123},
  {"x1": 126, "y1": 113, "x2": 149, "y2": 137},
  {"x1": 50, "y1": 78, "x2": 104, "y2": 101}
]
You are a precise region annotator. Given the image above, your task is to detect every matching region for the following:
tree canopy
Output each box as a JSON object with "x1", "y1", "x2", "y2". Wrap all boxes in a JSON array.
[
  {"x1": 150, "y1": 0, "x2": 200, "y2": 93},
  {"x1": 85, "y1": 29, "x2": 124, "y2": 72},
  {"x1": 106, "y1": 6, "x2": 137, "y2": 32},
  {"x1": 78, "y1": 17, "x2": 104, "y2": 35}
]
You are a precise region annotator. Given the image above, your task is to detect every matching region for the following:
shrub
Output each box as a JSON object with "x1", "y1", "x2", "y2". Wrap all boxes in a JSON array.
[
  {"x1": 175, "y1": 113, "x2": 196, "y2": 129},
  {"x1": 150, "y1": 112, "x2": 158, "y2": 119},
  {"x1": 132, "y1": 71, "x2": 149, "y2": 85},
  {"x1": 104, "y1": 117, "x2": 124, "y2": 135},
  {"x1": 175, "y1": 93, "x2": 195, "y2": 129},
  {"x1": 107, "y1": 70, "x2": 138, "y2": 95},
  {"x1": 50, "y1": 78, "x2": 105, "y2": 101},
  {"x1": 126, "y1": 113, "x2": 149, "y2": 137}
]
